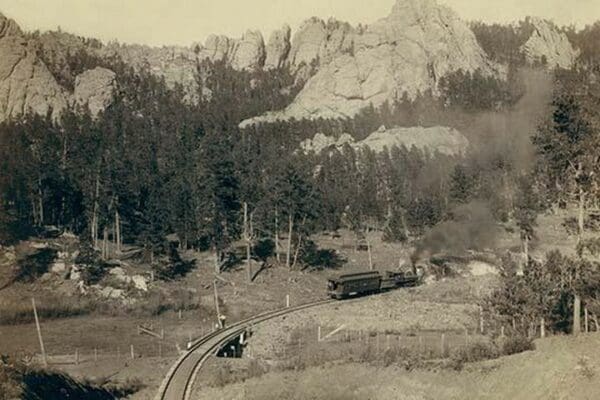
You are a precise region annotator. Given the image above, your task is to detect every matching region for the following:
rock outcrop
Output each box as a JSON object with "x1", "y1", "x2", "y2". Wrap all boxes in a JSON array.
[
  {"x1": 287, "y1": 18, "x2": 355, "y2": 72},
  {"x1": 242, "y1": 0, "x2": 501, "y2": 126},
  {"x1": 300, "y1": 125, "x2": 468, "y2": 157},
  {"x1": 202, "y1": 34, "x2": 234, "y2": 62},
  {"x1": 520, "y1": 18, "x2": 577, "y2": 69},
  {"x1": 0, "y1": 15, "x2": 67, "y2": 122},
  {"x1": 0, "y1": 12, "x2": 21, "y2": 37},
  {"x1": 103, "y1": 43, "x2": 200, "y2": 102},
  {"x1": 264, "y1": 25, "x2": 291, "y2": 70},
  {"x1": 360, "y1": 125, "x2": 469, "y2": 156},
  {"x1": 230, "y1": 30, "x2": 266, "y2": 70},
  {"x1": 73, "y1": 67, "x2": 116, "y2": 116}
]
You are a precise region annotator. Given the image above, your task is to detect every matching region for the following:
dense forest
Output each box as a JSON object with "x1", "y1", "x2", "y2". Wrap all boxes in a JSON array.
[{"x1": 1, "y1": 21, "x2": 600, "y2": 335}]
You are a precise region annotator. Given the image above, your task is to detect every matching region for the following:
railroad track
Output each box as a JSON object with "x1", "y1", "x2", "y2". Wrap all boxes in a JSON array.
[{"x1": 155, "y1": 299, "x2": 336, "y2": 400}]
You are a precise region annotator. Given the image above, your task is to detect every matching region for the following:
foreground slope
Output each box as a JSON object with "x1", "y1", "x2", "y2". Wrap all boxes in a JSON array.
[{"x1": 195, "y1": 334, "x2": 600, "y2": 400}]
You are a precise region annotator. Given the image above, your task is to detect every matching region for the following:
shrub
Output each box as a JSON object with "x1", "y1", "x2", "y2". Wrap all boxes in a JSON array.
[
  {"x1": 500, "y1": 335, "x2": 534, "y2": 356},
  {"x1": 301, "y1": 240, "x2": 346, "y2": 269},
  {"x1": 153, "y1": 246, "x2": 195, "y2": 280},
  {"x1": 254, "y1": 238, "x2": 275, "y2": 261},
  {"x1": 450, "y1": 341, "x2": 499, "y2": 370},
  {"x1": 14, "y1": 248, "x2": 57, "y2": 283},
  {"x1": 0, "y1": 356, "x2": 23, "y2": 400},
  {"x1": 75, "y1": 245, "x2": 108, "y2": 284},
  {"x1": 0, "y1": 293, "x2": 93, "y2": 325}
]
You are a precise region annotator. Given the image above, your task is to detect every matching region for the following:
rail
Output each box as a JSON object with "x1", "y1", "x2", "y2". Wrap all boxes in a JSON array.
[{"x1": 155, "y1": 299, "x2": 335, "y2": 400}]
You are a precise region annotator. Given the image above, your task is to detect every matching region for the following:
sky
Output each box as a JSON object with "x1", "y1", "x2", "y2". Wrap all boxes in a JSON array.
[{"x1": 0, "y1": 0, "x2": 598, "y2": 46}]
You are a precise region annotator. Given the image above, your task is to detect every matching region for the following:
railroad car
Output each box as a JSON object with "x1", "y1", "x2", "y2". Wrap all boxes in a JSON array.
[{"x1": 328, "y1": 270, "x2": 420, "y2": 299}]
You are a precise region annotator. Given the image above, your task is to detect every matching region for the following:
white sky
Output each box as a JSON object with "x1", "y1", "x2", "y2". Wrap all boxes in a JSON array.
[{"x1": 0, "y1": 0, "x2": 597, "y2": 46}]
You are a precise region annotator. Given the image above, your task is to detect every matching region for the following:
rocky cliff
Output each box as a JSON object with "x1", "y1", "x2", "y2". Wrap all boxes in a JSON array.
[
  {"x1": 0, "y1": 14, "x2": 67, "y2": 121},
  {"x1": 0, "y1": 0, "x2": 584, "y2": 124},
  {"x1": 520, "y1": 18, "x2": 577, "y2": 69},
  {"x1": 241, "y1": 0, "x2": 502, "y2": 126}
]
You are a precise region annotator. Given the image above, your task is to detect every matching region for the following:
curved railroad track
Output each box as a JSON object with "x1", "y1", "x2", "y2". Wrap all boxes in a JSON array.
[{"x1": 155, "y1": 299, "x2": 336, "y2": 400}]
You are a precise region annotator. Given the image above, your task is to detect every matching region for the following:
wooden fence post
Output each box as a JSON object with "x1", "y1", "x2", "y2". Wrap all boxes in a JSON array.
[
  {"x1": 130, "y1": 344, "x2": 134, "y2": 360},
  {"x1": 31, "y1": 298, "x2": 47, "y2": 367},
  {"x1": 479, "y1": 306, "x2": 484, "y2": 334},
  {"x1": 286, "y1": 294, "x2": 290, "y2": 308},
  {"x1": 440, "y1": 334, "x2": 446, "y2": 357}
]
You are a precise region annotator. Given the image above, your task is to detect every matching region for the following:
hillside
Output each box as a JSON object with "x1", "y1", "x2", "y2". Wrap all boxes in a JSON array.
[{"x1": 194, "y1": 334, "x2": 600, "y2": 400}]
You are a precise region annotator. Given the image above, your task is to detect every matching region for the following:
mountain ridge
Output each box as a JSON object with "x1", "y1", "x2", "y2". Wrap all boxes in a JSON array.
[{"x1": 0, "y1": 1, "x2": 581, "y2": 124}]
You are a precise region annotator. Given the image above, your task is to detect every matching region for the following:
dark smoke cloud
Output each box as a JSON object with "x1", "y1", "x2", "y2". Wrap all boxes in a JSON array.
[{"x1": 412, "y1": 200, "x2": 499, "y2": 263}]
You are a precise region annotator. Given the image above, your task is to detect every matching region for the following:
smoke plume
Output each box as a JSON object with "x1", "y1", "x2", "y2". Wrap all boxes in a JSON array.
[{"x1": 411, "y1": 201, "x2": 499, "y2": 264}]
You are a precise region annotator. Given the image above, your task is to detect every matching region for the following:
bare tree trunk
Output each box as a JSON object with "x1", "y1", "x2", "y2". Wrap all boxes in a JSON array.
[
  {"x1": 214, "y1": 248, "x2": 220, "y2": 275},
  {"x1": 292, "y1": 233, "x2": 303, "y2": 269},
  {"x1": 291, "y1": 215, "x2": 307, "y2": 269},
  {"x1": 115, "y1": 208, "x2": 121, "y2": 253},
  {"x1": 574, "y1": 186, "x2": 585, "y2": 335},
  {"x1": 540, "y1": 317, "x2": 546, "y2": 338},
  {"x1": 286, "y1": 214, "x2": 294, "y2": 269},
  {"x1": 38, "y1": 177, "x2": 44, "y2": 226},
  {"x1": 91, "y1": 174, "x2": 100, "y2": 248},
  {"x1": 102, "y1": 226, "x2": 108, "y2": 260},
  {"x1": 584, "y1": 307, "x2": 589, "y2": 333},
  {"x1": 275, "y1": 208, "x2": 281, "y2": 263},
  {"x1": 401, "y1": 210, "x2": 409, "y2": 239},
  {"x1": 366, "y1": 228, "x2": 373, "y2": 271},
  {"x1": 213, "y1": 280, "x2": 222, "y2": 328},
  {"x1": 593, "y1": 313, "x2": 599, "y2": 332},
  {"x1": 243, "y1": 202, "x2": 252, "y2": 283},
  {"x1": 31, "y1": 198, "x2": 38, "y2": 226}
]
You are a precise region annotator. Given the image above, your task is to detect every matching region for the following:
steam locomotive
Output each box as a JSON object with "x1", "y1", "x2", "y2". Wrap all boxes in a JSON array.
[{"x1": 327, "y1": 269, "x2": 421, "y2": 299}]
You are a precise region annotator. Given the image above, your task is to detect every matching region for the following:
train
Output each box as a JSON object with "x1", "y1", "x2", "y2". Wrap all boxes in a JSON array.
[{"x1": 327, "y1": 269, "x2": 421, "y2": 299}]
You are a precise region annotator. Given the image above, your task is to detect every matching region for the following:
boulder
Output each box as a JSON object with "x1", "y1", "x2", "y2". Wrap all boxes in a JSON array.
[
  {"x1": 100, "y1": 286, "x2": 124, "y2": 299},
  {"x1": 69, "y1": 266, "x2": 81, "y2": 281},
  {"x1": 73, "y1": 67, "x2": 116, "y2": 116},
  {"x1": 108, "y1": 266, "x2": 126, "y2": 277},
  {"x1": 50, "y1": 262, "x2": 67, "y2": 273},
  {"x1": 131, "y1": 275, "x2": 148, "y2": 292}
]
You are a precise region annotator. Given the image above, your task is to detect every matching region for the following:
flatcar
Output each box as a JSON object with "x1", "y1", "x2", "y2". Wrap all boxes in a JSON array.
[{"x1": 327, "y1": 270, "x2": 421, "y2": 299}]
